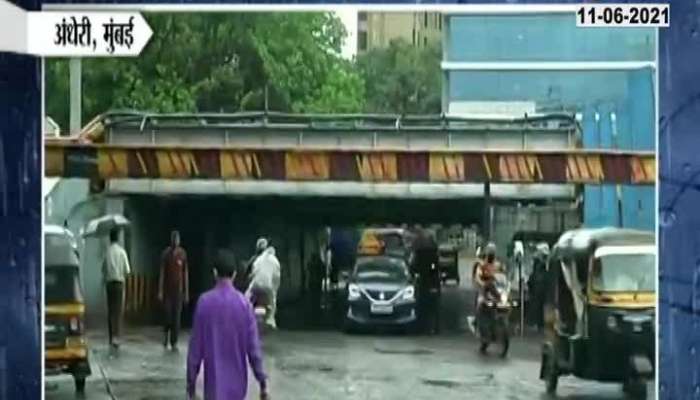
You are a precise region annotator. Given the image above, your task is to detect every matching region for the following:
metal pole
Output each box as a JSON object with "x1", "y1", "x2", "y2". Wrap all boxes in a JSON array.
[
  {"x1": 519, "y1": 257, "x2": 524, "y2": 337},
  {"x1": 69, "y1": 58, "x2": 82, "y2": 135},
  {"x1": 483, "y1": 182, "x2": 491, "y2": 241},
  {"x1": 616, "y1": 185, "x2": 623, "y2": 228}
]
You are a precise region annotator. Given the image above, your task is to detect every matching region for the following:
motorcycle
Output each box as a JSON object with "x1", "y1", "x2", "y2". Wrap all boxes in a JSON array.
[
  {"x1": 248, "y1": 287, "x2": 271, "y2": 334},
  {"x1": 477, "y1": 272, "x2": 515, "y2": 358}
]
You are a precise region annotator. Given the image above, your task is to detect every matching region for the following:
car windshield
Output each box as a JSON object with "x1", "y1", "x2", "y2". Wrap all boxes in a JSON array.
[
  {"x1": 46, "y1": 267, "x2": 83, "y2": 303},
  {"x1": 355, "y1": 259, "x2": 408, "y2": 281},
  {"x1": 591, "y1": 253, "x2": 655, "y2": 292},
  {"x1": 380, "y1": 234, "x2": 405, "y2": 255}
]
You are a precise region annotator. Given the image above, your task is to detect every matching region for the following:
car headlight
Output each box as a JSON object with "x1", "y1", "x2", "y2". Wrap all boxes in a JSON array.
[
  {"x1": 402, "y1": 285, "x2": 415, "y2": 301},
  {"x1": 348, "y1": 283, "x2": 361, "y2": 300},
  {"x1": 607, "y1": 315, "x2": 618, "y2": 330}
]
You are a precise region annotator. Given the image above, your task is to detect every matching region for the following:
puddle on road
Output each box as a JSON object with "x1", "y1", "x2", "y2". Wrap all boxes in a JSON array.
[
  {"x1": 278, "y1": 361, "x2": 337, "y2": 374},
  {"x1": 373, "y1": 347, "x2": 433, "y2": 355},
  {"x1": 422, "y1": 379, "x2": 463, "y2": 389},
  {"x1": 421, "y1": 373, "x2": 495, "y2": 390}
]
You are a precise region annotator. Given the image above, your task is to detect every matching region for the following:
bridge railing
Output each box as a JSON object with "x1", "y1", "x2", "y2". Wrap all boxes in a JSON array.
[{"x1": 75, "y1": 110, "x2": 580, "y2": 143}]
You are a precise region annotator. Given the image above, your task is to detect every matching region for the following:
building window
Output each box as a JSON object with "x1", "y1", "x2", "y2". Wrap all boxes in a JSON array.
[
  {"x1": 424, "y1": 36, "x2": 428, "y2": 47},
  {"x1": 358, "y1": 31, "x2": 368, "y2": 51},
  {"x1": 424, "y1": 12, "x2": 428, "y2": 28},
  {"x1": 412, "y1": 28, "x2": 416, "y2": 46},
  {"x1": 438, "y1": 16, "x2": 442, "y2": 31},
  {"x1": 359, "y1": 12, "x2": 367, "y2": 22}
]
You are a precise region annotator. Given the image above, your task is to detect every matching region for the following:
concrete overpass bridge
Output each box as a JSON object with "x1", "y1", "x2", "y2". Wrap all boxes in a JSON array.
[
  {"x1": 46, "y1": 111, "x2": 653, "y2": 197},
  {"x1": 43, "y1": 112, "x2": 654, "y2": 324}
]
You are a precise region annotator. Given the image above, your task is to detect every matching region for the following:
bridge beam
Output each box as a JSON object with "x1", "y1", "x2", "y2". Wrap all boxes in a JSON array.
[{"x1": 45, "y1": 141, "x2": 655, "y2": 185}]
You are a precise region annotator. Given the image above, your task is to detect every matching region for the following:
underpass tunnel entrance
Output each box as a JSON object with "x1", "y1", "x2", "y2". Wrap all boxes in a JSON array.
[{"x1": 121, "y1": 194, "x2": 486, "y2": 328}]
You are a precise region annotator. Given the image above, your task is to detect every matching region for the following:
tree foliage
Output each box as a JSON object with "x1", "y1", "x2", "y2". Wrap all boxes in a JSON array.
[
  {"x1": 46, "y1": 13, "x2": 365, "y2": 130},
  {"x1": 46, "y1": 14, "x2": 444, "y2": 131},
  {"x1": 356, "y1": 39, "x2": 442, "y2": 115}
]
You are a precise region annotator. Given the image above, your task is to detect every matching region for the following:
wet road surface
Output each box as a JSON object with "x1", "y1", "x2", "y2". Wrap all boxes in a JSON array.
[
  {"x1": 45, "y1": 254, "x2": 654, "y2": 400},
  {"x1": 45, "y1": 328, "x2": 654, "y2": 400}
]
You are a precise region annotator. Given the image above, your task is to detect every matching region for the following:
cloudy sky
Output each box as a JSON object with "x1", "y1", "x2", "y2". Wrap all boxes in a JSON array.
[{"x1": 335, "y1": 10, "x2": 358, "y2": 59}]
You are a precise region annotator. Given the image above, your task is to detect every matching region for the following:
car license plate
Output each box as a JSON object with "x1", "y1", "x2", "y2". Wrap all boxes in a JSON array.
[{"x1": 371, "y1": 304, "x2": 394, "y2": 314}]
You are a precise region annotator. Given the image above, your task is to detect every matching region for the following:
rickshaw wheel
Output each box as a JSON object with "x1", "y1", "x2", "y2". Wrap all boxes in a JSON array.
[
  {"x1": 497, "y1": 320, "x2": 510, "y2": 358},
  {"x1": 623, "y1": 377, "x2": 647, "y2": 400},
  {"x1": 499, "y1": 335, "x2": 510, "y2": 358},
  {"x1": 543, "y1": 352, "x2": 559, "y2": 394}
]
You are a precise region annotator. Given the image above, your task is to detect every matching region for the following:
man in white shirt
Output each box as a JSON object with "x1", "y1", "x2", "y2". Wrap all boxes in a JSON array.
[{"x1": 102, "y1": 228, "x2": 131, "y2": 348}]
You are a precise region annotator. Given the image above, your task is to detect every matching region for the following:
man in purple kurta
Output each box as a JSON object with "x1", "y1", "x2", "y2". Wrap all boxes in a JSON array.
[{"x1": 187, "y1": 249, "x2": 269, "y2": 400}]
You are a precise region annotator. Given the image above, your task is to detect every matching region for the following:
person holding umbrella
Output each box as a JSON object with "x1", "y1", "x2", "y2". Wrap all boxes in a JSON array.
[{"x1": 102, "y1": 228, "x2": 131, "y2": 349}]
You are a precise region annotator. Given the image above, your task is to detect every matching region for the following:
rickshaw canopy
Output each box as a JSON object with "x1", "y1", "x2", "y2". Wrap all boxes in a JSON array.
[{"x1": 45, "y1": 225, "x2": 80, "y2": 268}]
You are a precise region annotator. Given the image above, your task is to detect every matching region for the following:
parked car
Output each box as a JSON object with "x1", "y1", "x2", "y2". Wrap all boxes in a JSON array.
[{"x1": 343, "y1": 256, "x2": 417, "y2": 332}]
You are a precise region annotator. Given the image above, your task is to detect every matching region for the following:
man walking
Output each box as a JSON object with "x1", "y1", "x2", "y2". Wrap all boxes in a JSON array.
[
  {"x1": 158, "y1": 230, "x2": 189, "y2": 351},
  {"x1": 102, "y1": 228, "x2": 131, "y2": 349},
  {"x1": 187, "y1": 249, "x2": 269, "y2": 400},
  {"x1": 414, "y1": 229, "x2": 441, "y2": 335}
]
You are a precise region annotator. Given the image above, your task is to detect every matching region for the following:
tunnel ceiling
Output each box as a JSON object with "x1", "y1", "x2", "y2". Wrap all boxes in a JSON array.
[{"x1": 124, "y1": 194, "x2": 492, "y2": 226}]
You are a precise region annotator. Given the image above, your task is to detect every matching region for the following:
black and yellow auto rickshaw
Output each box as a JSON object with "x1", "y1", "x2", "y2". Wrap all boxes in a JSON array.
[
  {"x1": 44, "y1": 225, "x2": 91, "y2": 393},
  {"x1": 540, "y1": 227, "x2": 655, "y2": 399}
]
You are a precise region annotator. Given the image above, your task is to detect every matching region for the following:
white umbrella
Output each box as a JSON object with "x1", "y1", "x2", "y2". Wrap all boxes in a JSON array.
[{"x1": 81, "y1": 214, "x2": 130, "y2": 238}]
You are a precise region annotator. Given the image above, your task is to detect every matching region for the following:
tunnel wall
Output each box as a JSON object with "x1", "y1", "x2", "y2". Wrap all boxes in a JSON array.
[
  {"x1": 490, "y1": 204, "x2": 580, "y2": 257},
  {"x1": 120, "y1": 196, "x2": 313, "y2": 325}
]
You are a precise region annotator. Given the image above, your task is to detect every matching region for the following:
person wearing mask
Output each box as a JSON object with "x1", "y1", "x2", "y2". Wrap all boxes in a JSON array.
[
  {"x1": 102, "y1": 228, "x2": 131, "y2": 350},
  {"x1": 307, "y1": 250, "x2": 325, "y2": 325},
  {"x1": 187, "y1": 249, "x2": 269, "y2": 400},
  {"x1": 247, "y1": 242, "x2": 281, "y2": 329},
  {"x1": 158, "y1": 230, "x2": 189, "y2": 351}
]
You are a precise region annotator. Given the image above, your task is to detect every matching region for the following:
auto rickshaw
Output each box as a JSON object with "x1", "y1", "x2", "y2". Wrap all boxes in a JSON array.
[
  {"x1": 44, "y1": 225, "x2": 91, "y2": 393},
  {"x1": 540, "y1": 227, "x2": 655, "y2": 399}
]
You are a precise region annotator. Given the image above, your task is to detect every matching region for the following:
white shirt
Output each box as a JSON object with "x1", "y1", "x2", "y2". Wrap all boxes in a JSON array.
[
  {"x1": 103, "y1": 242, "x2": 131, "y2": 283},
  {"x1": 249, "y1": 247, "x2": 281, "y2": 291}
]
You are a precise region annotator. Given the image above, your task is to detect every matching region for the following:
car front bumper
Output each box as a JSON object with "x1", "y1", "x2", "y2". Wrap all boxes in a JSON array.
[{"x1": 346, "y1": 301, "x2": 417, "y2": 326}]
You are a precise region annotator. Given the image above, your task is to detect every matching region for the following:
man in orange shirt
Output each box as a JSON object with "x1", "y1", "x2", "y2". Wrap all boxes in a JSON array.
[{"x1": 158, "y1": 230, "x2": 189, "y2": 351}]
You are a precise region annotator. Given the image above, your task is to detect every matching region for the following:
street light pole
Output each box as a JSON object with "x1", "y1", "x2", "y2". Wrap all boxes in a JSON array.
[{"x1": 69, "y1": 58, "x2": 82, "y2": 135}]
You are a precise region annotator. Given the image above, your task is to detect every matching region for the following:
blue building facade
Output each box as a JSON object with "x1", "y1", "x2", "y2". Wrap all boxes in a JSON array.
[{"x1": 443, "y1": 12, "x2": 656, "y2": 231}]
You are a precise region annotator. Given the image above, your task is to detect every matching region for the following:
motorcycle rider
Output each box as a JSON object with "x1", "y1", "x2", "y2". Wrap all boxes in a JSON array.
[
  {"x1": 469, "y1": 246, "x2": 486, "y2": 330},
  {"x1": 475, "y1": 242, "x2": 503, "y2": 351},
  {"x1": 246, "y1": 239, "x2": 281, "y2": 329}
]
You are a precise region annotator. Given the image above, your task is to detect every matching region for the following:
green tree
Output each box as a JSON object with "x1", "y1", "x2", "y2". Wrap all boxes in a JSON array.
[
  {"x1": 46, "y1": 13, "x2": 365, "y2": 131},
  {"x1": 357, "y1": 39, "x2": 442, "y2": 115}
]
